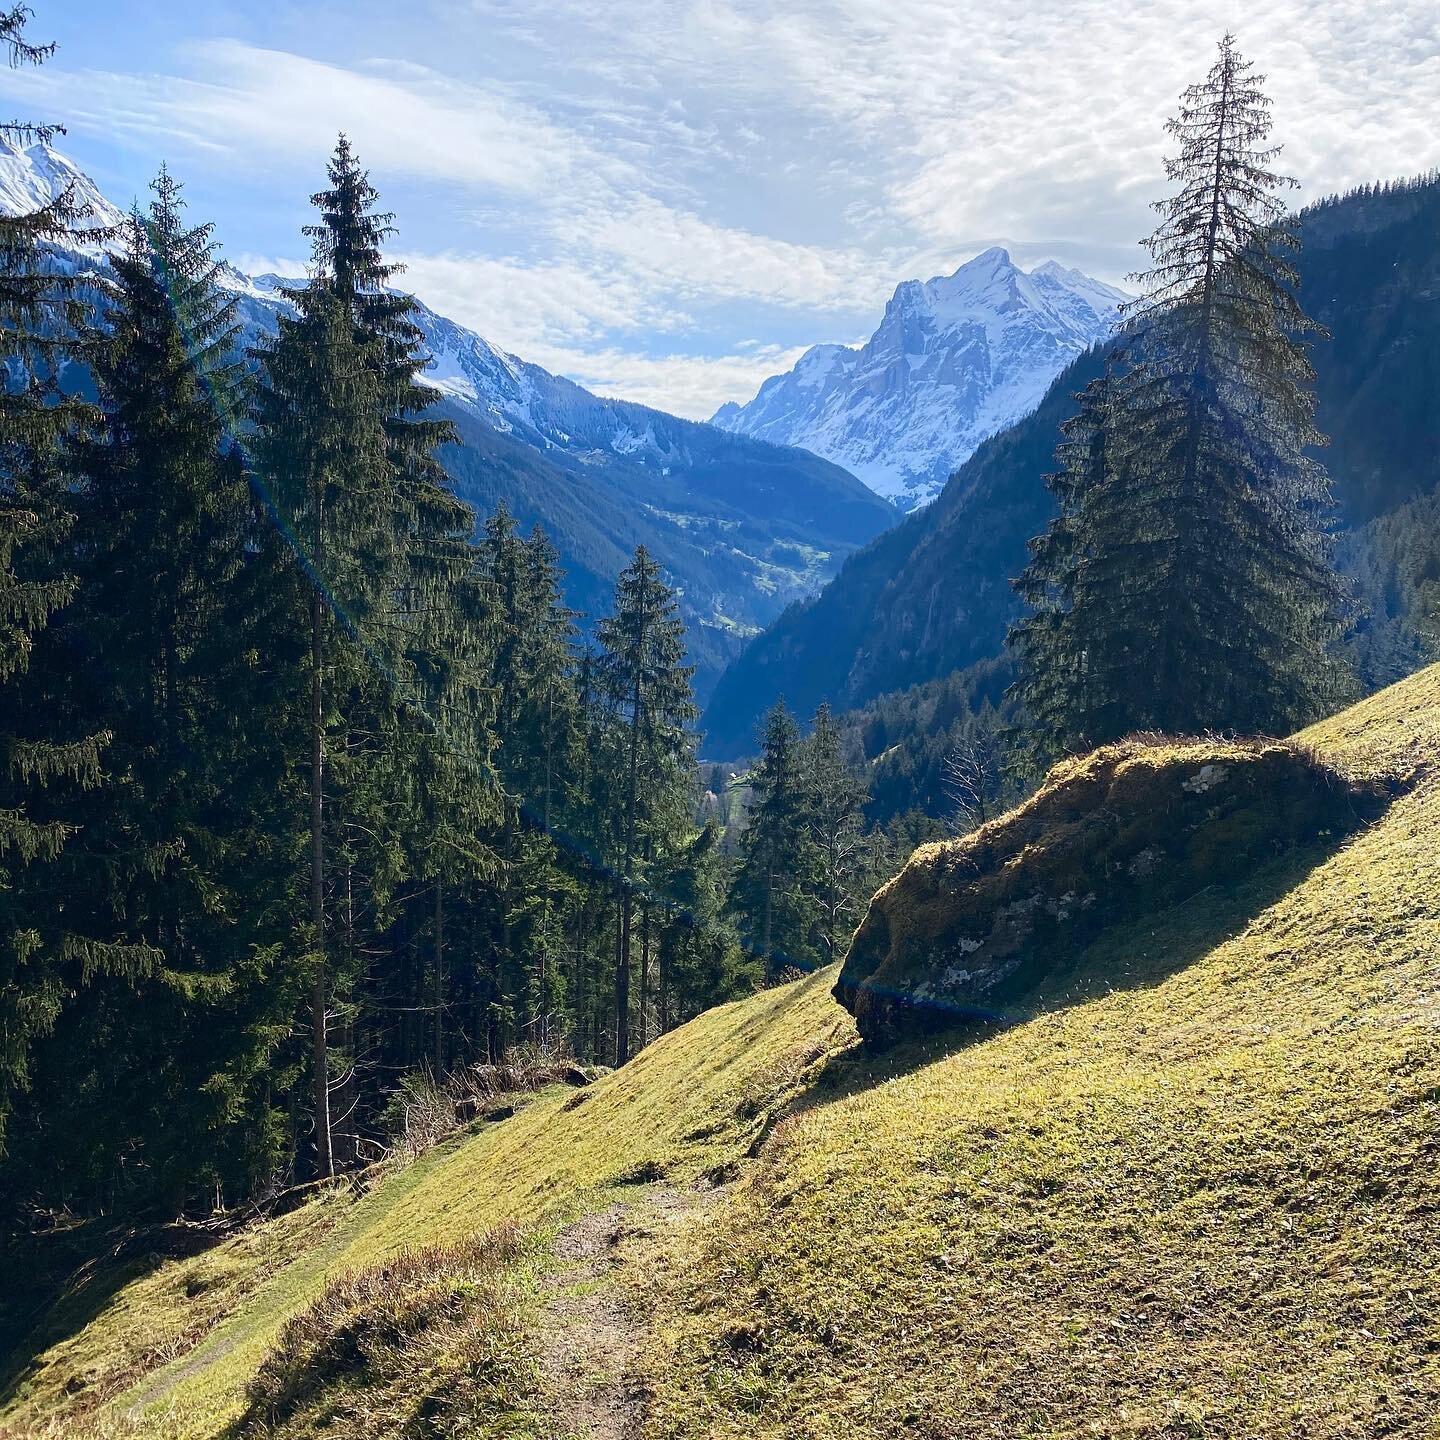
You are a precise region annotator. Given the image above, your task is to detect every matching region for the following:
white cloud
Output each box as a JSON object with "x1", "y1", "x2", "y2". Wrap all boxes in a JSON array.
[
  {"x1": 469, "y1": 0, "x2": 1440, "y2": 270},
  {"x1": 396, "y1": 250, "x2": 835, "y2": 416},
  {"x1": 396, "y1": 250, "x2": 684, "y2": 351},
  {"x1": 566, "y1": 196, "x2": 897, "y2": 310},
  {"x1": 5, "y1": 2, "x2": 1437, "y2": 418},
  {"x1": 522, "y1": 342, "x2": 817, "y2": 419},
  {"x1": 0, "y1": 39, "x2": 601, "y2": 197}
]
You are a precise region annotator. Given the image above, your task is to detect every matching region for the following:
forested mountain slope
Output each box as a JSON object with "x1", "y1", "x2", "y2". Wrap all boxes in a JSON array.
[
  {"x1": 4, "y1": 664, "x2": 1438, "y2": 1438},
  {"x1": 703, "y1": 174, "x2": 1440, "y2": 754},
  {"x1": 433, "y1": 399, "x2": 891, "y2": 689},
  {"x1": 0, "y1": 135, "x2": 896, "y2": 699}
]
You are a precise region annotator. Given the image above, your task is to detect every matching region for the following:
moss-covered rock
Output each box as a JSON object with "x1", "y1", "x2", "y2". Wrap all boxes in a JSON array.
[{"x1": 835, "y1": 736, "x2": 1385, "y2": 1046}]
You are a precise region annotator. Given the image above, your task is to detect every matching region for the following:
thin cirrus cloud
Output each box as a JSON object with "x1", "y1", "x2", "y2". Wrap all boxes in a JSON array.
[
  {"x1": 564, "y1": 198, "x2": 896, "y2": 312},
  {"x1": 4, "y1": 2, "x2": 1438, "y2": 416},
  {"x1": 2, "y1": 39, "x2": 590, "y2": 196},
  {"x1": 395, "y1": 251, "x2": 680, "y2": 348},
  {"x1": 0, "y1": 33, "x2": 898, "y2": 414}
]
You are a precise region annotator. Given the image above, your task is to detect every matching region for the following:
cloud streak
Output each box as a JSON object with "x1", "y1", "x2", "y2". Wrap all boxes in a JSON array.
[
  {"x1": 1, "y1": 40, "x2": 593, "y2": 195},
  {"x1": 3, "y1": 2, "x2": 1436, "y2": 416}
]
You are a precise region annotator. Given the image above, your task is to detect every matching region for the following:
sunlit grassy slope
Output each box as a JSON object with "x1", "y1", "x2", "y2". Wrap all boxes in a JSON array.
[
  {"x1": 639, "y1": 671, "x2": 1440, "y2": 1438},
  {"x1": 1, "y1": 960, "x2": 852, "y2": 1436},
  {"x1": 6, "y1": 666, "x2": 1440, "y2": 1438}
]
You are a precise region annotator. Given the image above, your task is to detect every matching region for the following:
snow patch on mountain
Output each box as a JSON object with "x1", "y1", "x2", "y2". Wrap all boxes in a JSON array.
[
  {"x1": 0, "y1": 134, "x2": 128, "y2": 237},
  {"x1": 711, "y1": 246, "x2": 1128, "y2": 510}
]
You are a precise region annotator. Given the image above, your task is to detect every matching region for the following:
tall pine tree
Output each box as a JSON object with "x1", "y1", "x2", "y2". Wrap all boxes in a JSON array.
[
  {"x1": 803, "y1": 704, "x2": 870, "y2": 966},
  {"x1": 0, "y1": 6, "x2": 130, "y2": 1151},
  {"x1": 253, "y1": 280, "x2": 392, "y2": 1179},
  {"x1": 7, "y1": 171, "x2": 312, "y2": 1209},
  {"x1": 730, "y1": 701, "x2": 816, "y2": 978},
  {"x1": 1012, "y1": 35, "x2": 1348, "y2": 755},
  {"x1": 595, "y1": 547, "x2": 695, "y2": 1063},
  {"x1": 308, "y1": 135, "x2": 492, "y2": 1114}
]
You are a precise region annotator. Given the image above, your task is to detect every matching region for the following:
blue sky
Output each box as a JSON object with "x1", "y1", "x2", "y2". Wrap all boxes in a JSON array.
[{"x1": 4, "y1": 0, "x2": 1438, "y2": 416}]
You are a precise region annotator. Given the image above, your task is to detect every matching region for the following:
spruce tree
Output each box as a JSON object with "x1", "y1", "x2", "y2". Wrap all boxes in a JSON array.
[
  {"x1": 253, "y1": 280, "x2": 391, "y2": 1179},
  {"x1": 1012, "y1": 35, "x2": 1348, "y2": 755},
  {"x1": 803, "y1": 704, "x2": 870, "y2": 965},
  {"x1": 35, "y1": 170, "x2": 280, "y2": 1204},
  {"x1": 251, "y1": 137, "x2": 491, "y2": 1172},
  {"x1": 468, "y1": 508, "x2": 586, "y2": 1049},
  {"x1": 306, "y1": 136, "x2": 487, "y2": 1105},
  {"x1": 595, "y1": 547, "x2": 696, "y2": 1063},
  {"x1": 514, "y1": 526, "x2": 581, "y2": 1041},
  {"x1": 1010, "y1": 371, "x2": 1124, "y2": 753},
  {"x1": 0, "y1": 7, "x2": 125, "y2": 1147},
  {"x1": 654, "y1": 823, "x2": 752, "y2": 1030},
  {"x1": 730, "y1": 701, "x2": 815, "y2": 977},
  {"x1": 305, "y1": 134, "x2": 467, "y2": 602}
]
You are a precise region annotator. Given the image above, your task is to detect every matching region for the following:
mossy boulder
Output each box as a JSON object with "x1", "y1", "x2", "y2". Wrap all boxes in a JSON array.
[{"x1": 835, "y1": 736, "x2": 1383, "y2": 1047}]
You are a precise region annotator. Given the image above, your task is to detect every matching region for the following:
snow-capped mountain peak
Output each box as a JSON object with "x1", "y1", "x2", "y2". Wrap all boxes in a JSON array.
[
  {"x1": 712, "y1": 250, "x2": 1127, "y2": 510},
  {"x1": 0, "y1": 133, "x2": 128, "y2": 233}
]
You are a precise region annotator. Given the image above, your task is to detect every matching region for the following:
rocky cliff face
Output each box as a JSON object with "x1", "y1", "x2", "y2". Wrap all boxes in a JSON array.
[
  {"x1": 834, "y1": 737, "x2": 1384, "y2": 1047},
  {"x1": 712, "y1": 247, "x2": 1126, "y2": 510}
]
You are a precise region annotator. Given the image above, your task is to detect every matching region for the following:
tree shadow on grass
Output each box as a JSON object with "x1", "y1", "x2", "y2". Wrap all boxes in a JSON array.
[
  {"x1": 0, "y1": 1214, "x2": 229, "y2": 1412},
  {"x1": 788, "y1": 822, "x2": 1374, "y2": 1113}
]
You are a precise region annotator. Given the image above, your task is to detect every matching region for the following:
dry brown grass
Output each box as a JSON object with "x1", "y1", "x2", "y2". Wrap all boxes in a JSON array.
[
  {"x1": 237, "y1": 1224, "x2": 537, "y2": 1439},
  {"x1": 384, "y1": 1040, "x2": 599, "y2": 1162}
]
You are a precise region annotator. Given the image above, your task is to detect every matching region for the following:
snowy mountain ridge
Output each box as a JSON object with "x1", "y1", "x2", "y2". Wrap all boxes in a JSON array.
[
  {"x1": 712, "y1": 246, "x2": 1127, "y2": 509},
  {"x1": 0, "y1": 133, "x2": 128, "y2": 236},
  {"x1": 0, "y1": 135, "x2": 897, "y2": 699},
  {"x1": 0, "y1": 135, "x2": 728, "y2": 472}
]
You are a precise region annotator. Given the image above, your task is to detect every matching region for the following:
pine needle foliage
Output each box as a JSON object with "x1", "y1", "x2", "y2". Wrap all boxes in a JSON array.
[
  {"x1": 595, "y1": 546, "x2": 697, "y2": 1063},
  {"x1": 730, "y1": 702, "x2": 812, "y2": 978},
  {"x1": 1012, "y1": 35, "x2": 1351, "y2": 758},
  {"x1": 0, "y1": 6, "x2": 115, "y2": 1148}
]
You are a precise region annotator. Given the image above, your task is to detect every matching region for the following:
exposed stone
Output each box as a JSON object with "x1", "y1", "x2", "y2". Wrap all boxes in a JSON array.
[
  {"x1": 1183, "y1": 763, "x2": 1230, "y2": 794},
  {"x1": 834, "y1": 736, "x2": 1384, "y2": 1047}
]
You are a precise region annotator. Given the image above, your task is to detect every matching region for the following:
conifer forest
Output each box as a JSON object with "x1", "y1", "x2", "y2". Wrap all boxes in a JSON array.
[{"x1": 2, "y1": 8, "x2": 1440, "y2": 1437}]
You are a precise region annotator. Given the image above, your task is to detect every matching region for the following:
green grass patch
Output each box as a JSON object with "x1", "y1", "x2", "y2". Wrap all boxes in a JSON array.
[{"x1": 635, "y1": 669, "x2": 1440, "y2": 1438}]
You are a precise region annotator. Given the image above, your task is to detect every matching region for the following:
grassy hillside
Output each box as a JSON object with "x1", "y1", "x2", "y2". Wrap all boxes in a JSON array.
[{"x1": 6, "y1": 667, "x2": 1440, "y2": 1437}]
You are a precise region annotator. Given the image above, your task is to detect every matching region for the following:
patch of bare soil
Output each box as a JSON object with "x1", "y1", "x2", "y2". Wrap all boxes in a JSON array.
[{"x1": 537, "y1": 1185, "x2": 717, "y2": 1440}]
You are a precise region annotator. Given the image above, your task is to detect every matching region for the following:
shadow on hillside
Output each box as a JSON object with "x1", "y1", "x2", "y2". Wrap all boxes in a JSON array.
[
  {"x1": 0, "y1": 1211, "x2": 247, "y2": 1412},
  {"x1": 791, "y1": 823, "x2": 1372, "y2": 1111}
]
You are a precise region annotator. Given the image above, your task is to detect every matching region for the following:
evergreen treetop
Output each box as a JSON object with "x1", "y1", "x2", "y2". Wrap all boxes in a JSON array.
[{"x1": 1011, "y1": 34, "x2": 1350, "y2": 756}]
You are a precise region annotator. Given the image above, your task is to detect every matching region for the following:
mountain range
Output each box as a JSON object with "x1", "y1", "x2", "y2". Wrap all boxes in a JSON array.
[
  {"x1": 712, "y1": 248, "x2": 1127, "y2": 510},
  {"x1": 0, "y1": 136, "x2": 895, "y2": 699},
  {"x1": 701, "y1": 174, "x2": 1440, "y2": 758}
]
